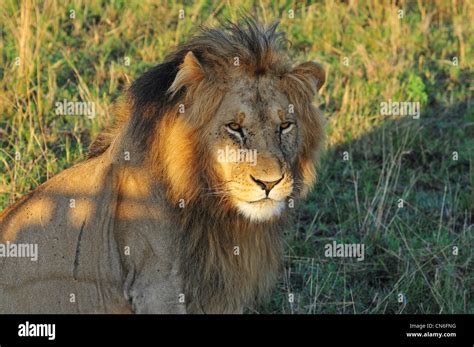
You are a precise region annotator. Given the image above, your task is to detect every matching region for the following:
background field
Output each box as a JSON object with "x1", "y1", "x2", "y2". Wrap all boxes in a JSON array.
[{"x1": 0, "y1": 0, "x2": 472, "y2": 313}]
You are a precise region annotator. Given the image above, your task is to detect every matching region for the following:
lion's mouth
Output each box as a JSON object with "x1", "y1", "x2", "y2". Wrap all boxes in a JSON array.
[
  {"x1": 234, "y1": 198, "x2": 286, "y2": 222},
  {"x1": 248, "y1": 197, "x2": 273, "y2": 204}
]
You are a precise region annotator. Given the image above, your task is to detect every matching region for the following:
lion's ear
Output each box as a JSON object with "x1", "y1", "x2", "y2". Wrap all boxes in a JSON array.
[
  {"x1": 169, "y1": 51, "x2": 205, "y2": 97},
  {"x1": 284, "y1": 61, "x2": 325, "y2": 97}
]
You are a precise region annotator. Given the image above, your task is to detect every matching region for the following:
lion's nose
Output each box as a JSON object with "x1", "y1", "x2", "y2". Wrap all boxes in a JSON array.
[{"x1": 250, "y1": 175, "x2": 284, "y2": 196}]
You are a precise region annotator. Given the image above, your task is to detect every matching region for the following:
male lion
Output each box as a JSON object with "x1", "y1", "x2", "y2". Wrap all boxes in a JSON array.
[{"x1": 0, "y1": 19, "x2": 325, "y2": 313}]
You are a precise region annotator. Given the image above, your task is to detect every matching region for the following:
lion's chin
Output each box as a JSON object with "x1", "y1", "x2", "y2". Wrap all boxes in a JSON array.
[{"x1": 235, "y1": 198, "x2": 286, "y2": 222}]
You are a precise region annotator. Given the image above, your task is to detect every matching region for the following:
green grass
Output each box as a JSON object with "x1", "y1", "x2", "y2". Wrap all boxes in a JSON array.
[{"x1": 0, "y1": 0, "x2": 472, "y2": 314}]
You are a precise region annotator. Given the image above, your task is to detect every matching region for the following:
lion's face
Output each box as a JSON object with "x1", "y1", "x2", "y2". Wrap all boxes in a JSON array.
[
  {"x1": 207, "y1": 75, "x2": 301, "y2": 222},
  {"x1": 165, "y1": 48, "x2": 325, "y2": 222}
]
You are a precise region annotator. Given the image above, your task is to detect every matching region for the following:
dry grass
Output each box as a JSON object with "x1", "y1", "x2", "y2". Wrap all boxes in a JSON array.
[{"x1": 0, "y1": 0, "x2": 472, "y2": 313}]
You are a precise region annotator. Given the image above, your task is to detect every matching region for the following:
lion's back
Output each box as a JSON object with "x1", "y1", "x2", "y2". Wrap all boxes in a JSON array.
[{"x1": 0, "y1": 157, "x2": 130, "y2": 313}]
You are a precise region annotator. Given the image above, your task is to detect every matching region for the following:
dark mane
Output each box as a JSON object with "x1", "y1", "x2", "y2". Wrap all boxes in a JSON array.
[
  {"x1": 127, "y1": 58, "x2": 185, "y2": 151},
  {"x1": 88, "y1": 18, "x2": 289, "y2": 157}
]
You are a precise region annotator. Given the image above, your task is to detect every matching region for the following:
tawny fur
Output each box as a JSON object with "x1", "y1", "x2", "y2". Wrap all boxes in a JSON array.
[{"x1": 0, "y1": 18, "x2": 326, "y2": 313}]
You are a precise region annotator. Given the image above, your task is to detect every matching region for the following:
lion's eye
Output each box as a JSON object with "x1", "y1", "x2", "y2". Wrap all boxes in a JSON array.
[
  {"x1": 227, "y1": 122, "x2": 242, "y2": 131},
  {"x1": 280, "y1": 121, "x2": 294, "y2": 134}
]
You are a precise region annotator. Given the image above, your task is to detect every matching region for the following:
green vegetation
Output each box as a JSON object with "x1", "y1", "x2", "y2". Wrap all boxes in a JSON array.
[{"x1": 0, "y1": 0, "x2": 472, "y2": 314}]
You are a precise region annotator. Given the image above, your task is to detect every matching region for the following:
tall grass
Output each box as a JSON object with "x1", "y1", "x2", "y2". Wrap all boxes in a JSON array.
[{"x1": 0, "y1": 0, "x2": 472, "y2": 313}]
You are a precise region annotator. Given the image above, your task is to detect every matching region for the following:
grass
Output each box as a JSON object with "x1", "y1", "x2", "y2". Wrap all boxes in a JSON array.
[{"x1": 0, "y1": 0, "x2": 472, "y2": 314}]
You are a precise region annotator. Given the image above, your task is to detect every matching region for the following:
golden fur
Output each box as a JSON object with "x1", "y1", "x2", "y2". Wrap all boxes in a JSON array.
[{"x1": 0, "y1": 18, "x2": 325, "y2": 313}]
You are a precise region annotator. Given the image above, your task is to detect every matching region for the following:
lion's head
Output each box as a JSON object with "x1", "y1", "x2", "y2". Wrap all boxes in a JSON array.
[{"x1": 91, "y1": 18, "x2": 326, "y2": 224}]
